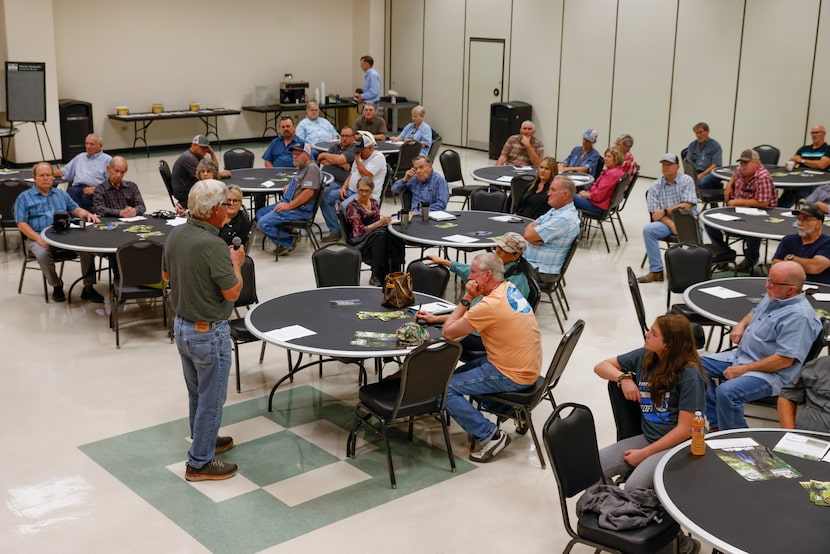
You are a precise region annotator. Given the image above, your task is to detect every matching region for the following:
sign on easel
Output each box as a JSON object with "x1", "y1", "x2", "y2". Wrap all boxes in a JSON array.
[{"x1": 6, "y1": 61, "x2": 46, "y2": 122}]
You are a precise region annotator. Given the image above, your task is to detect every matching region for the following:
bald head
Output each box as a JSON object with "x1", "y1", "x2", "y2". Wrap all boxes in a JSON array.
[{"x1": 768, "y1": 261, "x2": 806, "y2": 299}]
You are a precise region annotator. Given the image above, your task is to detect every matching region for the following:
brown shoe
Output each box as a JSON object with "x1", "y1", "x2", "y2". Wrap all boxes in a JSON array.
[{"x1": 637, "y1": 271, "x2": 664, "y2": 283}]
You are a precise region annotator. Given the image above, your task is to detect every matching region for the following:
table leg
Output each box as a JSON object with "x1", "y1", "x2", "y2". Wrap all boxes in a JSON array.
[
  {"x1": 132, "y1": 120, "x2": 151, "y2": 158},
  {"x1": 200, "y1": 115, "x2": 222, "y2": 150}
]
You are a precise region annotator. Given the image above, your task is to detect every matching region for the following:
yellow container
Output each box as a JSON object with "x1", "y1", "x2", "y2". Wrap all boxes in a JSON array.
[
  {"x1": 189, "y1": 103, "x2": 200, "y2": 112},
  {"x1": 116, "y1": 106, "x2": 129, "y2": 116},
  {"x1": 151, "y1": 104, "x2": 164, "y2": 114}
]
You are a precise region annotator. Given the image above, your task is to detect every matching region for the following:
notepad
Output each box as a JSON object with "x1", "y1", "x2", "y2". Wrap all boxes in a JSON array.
[
  {"x1": 735, "y1": 207, "x2": 767, "y2": 216},
  {"x1": 698, "y1": 286, "x2": 745, "y2": 299},
  {"x1": 261, "y1": 180, "x2": 277, "y2": 187},
  {"x1": 264, "y1": 325, "x2": 316, "y2": 342},
  {"x1": 489, "y1": 215, "x2": 523, "y2": 223},
  {"x1": 707, "y1": 212, "x2": 742, "y2": 221},
  {"x1": 428, "y1": 210, "x2": 456, "y2": 221},
  {"x1": 442, "y1": 234, "x2": 479, "y2": 244},
  {"x1": 410, "y1": 301, "x2": 456, "y2": 315}
]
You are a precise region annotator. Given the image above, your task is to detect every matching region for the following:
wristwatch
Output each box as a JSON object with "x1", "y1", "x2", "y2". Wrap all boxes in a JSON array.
[
  {"x1": 460, "y1": 298, "x2": 471, "y2": 307},
  {"x1": 786, "y1": 254, "x2": 795, "y2": 261}
]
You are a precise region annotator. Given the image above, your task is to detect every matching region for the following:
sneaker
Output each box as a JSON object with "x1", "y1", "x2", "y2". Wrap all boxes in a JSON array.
[
  {"x1": 215, "y1": 436, "x2": 234, "y2": 454},
  {"x1": 185, "y1": 459, "x2": 237, "y2": 481},
  {"x1": 637, "y1": 271, "x2": 664, "y2": 283},
  {"x1": 81, "y1": 286, "x2": 105, "y2": 303},
  {"x1": 321, "y1": 232, "x2": 342, "y2": 243},
  {"x1": 275, "y1": 245, "x2": 291, "y2": 256},
  {"x1": 677, "y1": 532, "x2": 701, "y2": 554},
  {"x1": 369, "y1": 276, "x2": 382, "y2": 287},
  {"x1": 52, "y1": 286, "x2": 66, "y2": 303},
  {"x1": 735, "y1": 258, "x2": 756, "y2": 273},
  {"x1": 469, "y1": 430, "x2": 511, "y2": 463}
]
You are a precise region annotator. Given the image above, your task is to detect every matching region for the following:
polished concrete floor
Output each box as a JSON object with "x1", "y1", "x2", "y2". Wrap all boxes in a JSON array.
[{"x1": 1, "y1": 143, "x2": 768, "y2": 552}]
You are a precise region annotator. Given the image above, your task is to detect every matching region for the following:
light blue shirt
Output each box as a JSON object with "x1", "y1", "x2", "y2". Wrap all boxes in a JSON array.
[
  {"x1": 686, "y1": 138, "x2": 722, "y2": 173},
  {"x1": 295, "y1": 117, "x2": 338, "y2": 144},
  {"x1": 524, "y1": 202, "x2": 580, "y2": 274},
  {"x1": 398, "y1": 122, "x2": 433, "y2": 157},
  {"x1": 14, "y1": 186, "x2": 79, "y2": 233},
  {"x1": 391, "y1": 171, "x2": 449, "y2": 210},
  {"x1": 646, "y1": 173, "x2": 699, "y2": 215},
  {"x1": 705, "y1": 294, "x2": 822, "y2": 394},
  {"x1": 362, "y1": 67, "x2": 381, "y2": 104},
  {"x1": 61, "y1": 151, "x2": 111, "y2": 186}
]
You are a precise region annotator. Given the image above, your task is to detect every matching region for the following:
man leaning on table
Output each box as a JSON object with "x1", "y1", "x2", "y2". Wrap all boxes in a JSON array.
[
  {"x1": 638, "y1": 153, "x2": 698, "y2": 284},
  {"x1": 702, "y1": 261, "x2": 822, "y2": 430},
  {"x1": 15, "y1": 162, "x2": 102, "y2": 303},
  {"x1": 523, "y1": 176, "x2": 580, "y2": 277},
  {"x1": 53, "y1": 133, "x2": 111, "y2": 211},
  {"x1": 704, "y1": 148, "x2": 776, "y2": 273},
  {"x1": 771, "y1": 203, "x2": 830, "y2": 284},
  {"x1": 441, "y1": 252, "x2": 542, "y2": 463},
  {"x1": 496, "y1": 120, "x2": 544, "y2": 167},
  {"x1": 93, "y1": 156, "x2": 146, "y2": 218},
  {"x1": 779, "y1": 124, "x2": 830, "y2": 208}
]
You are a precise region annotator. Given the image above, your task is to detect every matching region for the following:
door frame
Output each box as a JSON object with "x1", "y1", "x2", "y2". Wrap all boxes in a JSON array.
[{"x1": 464, "y1": 37, "x2": 506, "y2": 149}]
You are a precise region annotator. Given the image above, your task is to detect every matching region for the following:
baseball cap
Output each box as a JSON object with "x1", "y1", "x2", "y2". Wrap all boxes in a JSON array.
[
  {"x1": 792, "y1": 203, "x2": 825, "y2": 220},
  {"x1": 582, "y1": 129, "x2": 598, "y2": 143},
  {"x1": 736, "y1": 149, "x2": 760, "y2": 162},
  {"x1": 495, "y1": 231, "x2": 527, "y2": 254},
  {"x1": 192, "y1": 135, "x2": 210, "y2": 147},
  {"x1": 354, "y1": 133, "x2": 377, "y2": 151},
  {"x1": 291, "y1": 142, "x2": 312, "y2": 155},
  {"x1": 659, "y1": 153, "x2": 679, "y2": 164}
]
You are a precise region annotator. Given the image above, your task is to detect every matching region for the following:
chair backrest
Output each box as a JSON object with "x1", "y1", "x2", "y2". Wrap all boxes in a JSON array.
[
  {"x1": 393, "y1": 338, "x2": 463, "y2": 419},
  {"x1": 606, "y1": 173, "x2": 631, "y2": 214},
  {"x1": 806, "y1": 318, "x2": 830, "y2": 363},
  {"x1": 558, "y1": 233, "x2": 581, "y2": 278},
  {"x1": 526, "y1": 272, "x2": 541, "y2": 312},
  {"x1": 427, "y1": 131, "x2": 442, "y2": 164},
  {"x1": 592, "y1": 157, "x2": 604, "y2": 180},
  {"x1": 539, "y1": 319, "x2": 585, "y2": 407},
  {"x1": 754, "y1": 144, "x2": 780, "y2": 165},
  {"x1": 394, "y1": 141, "x2": 423, "y2": 179},
  {"x1": 626, "y1": 266, "x2": 649, "y2": 335},
  {"x1": 671, "y1": 208, "x2": 702, "y2": 244},
  {"x1": 665, "y1": 243, "x2": 713, "y2": 309},
  {"x1": 312, "y1": 243, "x2": 362, "y2": 286},
  {"x1": 509, "y1": 174, "x2": 535, "y2": 213},
  {"x1": 116, "y1": 239, "x2": 164, "y2": 288},
  {"x1": 618, "y1": 170, "x2": 640, "y2": 211},
  {"x1": 223, "y1": 148, "x2": 255, "y2": 170},
  {"x1": 378, "y1": 163, "x2": 394, "y2": 209},
  {"x1": 607, "y1": 381, "x2": 643, "y2": 441},
  {"x1": 439, "y1": 149, "x2": 465, "y2": 185},
  {"x1": 334, "y1": 201, "x2": 355, "y2": 243},
  {"x1": 158, "y1": 160, "x2": 177, "y2": 207},
  {"x1": 543, "y1": 402, "x2": 604, "y2": 499},
  {"x1": 406, "y1": 258, "x2": 450, "y2": 297},
  {"x1": 469, "y1": 188, "x2": 509, "y2": 212},
  {"x1": 235, "y1": 256, "x2": 258, "y2": 307},
  {"x1": 0, "y1": 180, "x2": 30, "y2": 225}
]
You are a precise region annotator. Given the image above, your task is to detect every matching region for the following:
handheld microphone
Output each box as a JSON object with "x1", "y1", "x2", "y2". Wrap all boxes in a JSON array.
[{"x1": 232, "y1": 237, "x2": 242, "y2": 250}]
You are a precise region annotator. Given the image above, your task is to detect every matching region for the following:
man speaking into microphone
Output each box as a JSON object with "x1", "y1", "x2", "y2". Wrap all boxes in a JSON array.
[{"x1": 163, "y1": 179, "x2": 245, "y2": 481}]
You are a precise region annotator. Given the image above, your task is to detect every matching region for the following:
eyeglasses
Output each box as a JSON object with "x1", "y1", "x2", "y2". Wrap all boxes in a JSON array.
[
  {"x1": 341, "y1": 134, "x2": 354, "y2": 138},
  {"x1": 226, "y1": 199, "x2": 242, "y2": 205},
  {"x1": 219, "y1": 202, "x2": 233, "y2": 208},
  {"x1": 279, "y1": 115, "x2": 293, "y2": 121},
  {"x1": 357, "y1": 189, "x2": 373, "y2": 194},
  {"x1": 766, "y1": 278, "x2": 795, "y2": 287}
]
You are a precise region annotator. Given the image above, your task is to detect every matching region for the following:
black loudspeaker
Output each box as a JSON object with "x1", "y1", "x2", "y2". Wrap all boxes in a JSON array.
[
  {"x1": 52, "y1": 211, "x2": 70, "y2": 233},
  {"x1": 58, "y1": 99, "x2": 93, "y2": 163},
  {"x1": 489, "y1": 101, "x2": 532, "y2": 160}
]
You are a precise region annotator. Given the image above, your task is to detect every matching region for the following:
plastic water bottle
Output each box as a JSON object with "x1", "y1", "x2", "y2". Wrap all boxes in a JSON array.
[
  {"x1": 528, "y1": 442, "x2": 542, "y2": 468},
  {"x1": 691, "y1": 411, "x2": 706, "y2": 456}
]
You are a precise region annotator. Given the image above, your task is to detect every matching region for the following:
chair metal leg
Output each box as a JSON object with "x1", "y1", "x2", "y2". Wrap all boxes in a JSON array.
[
  {"x1": 440, "y1": 412, "x2": 457, "y2": 473},
  {"x1": 382, "y1": 426, "x2": 396, "y2": 489},
  {"x1": 233, "y1": 339, "x2": 242, "y2": 392}
]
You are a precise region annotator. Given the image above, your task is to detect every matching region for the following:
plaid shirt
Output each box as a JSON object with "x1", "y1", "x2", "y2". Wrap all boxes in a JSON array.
[
  {"x1": 732, "y1": 166, "x2": 777, "y2": 206},
  {"x1": 524, "y1": 202, "x2": 580, "y2": 274},
  {"x1": 93, "y1": 179, "x2": 146, "y2": 217},
  {"x1": 646, "y1": 173, "x2": 698, "y2": 216},
  {"x1": 499, "y1": 134, "x2": 544, "y2": 166},
  {"x1": 621, "y1": 152, "x2": 638, "y2": 177}
]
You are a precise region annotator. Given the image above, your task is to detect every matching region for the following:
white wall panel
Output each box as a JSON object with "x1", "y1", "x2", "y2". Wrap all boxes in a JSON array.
[
  {"x1": 611, "y1": 0, "x2": 676, "y2": 171},
  {"x1": 668, "y1": 0, "x2": 743, "y2": 164},
  {"x1": 509, "y1": 0, "x2": 563, "y2": 153},
  {"x1": 556, "y1": 0, "x2": 616, "y2": 161},
  {"x1": 806, "y1": 3, "x2": 830, "y2": 142},
  {"x1": 733, "y1": 0, "x2": 819, "y2": 160},
  {"x1": 389, "y1": 0, "x2": 424, "y2": 102},
  {"x1": 423, "y1": 0, "x2": 465, "y2": 146}
]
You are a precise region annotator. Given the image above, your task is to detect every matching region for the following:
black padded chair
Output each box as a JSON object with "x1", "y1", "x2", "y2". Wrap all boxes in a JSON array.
[
  {"x1": 0, "y1": 179, "x2": 29, "y2": 250},
  {"x1": 681, "y1": 147, "x2": 723, "y2": 208},
  {"x1": 229, "y1": 256, "x2": 266, "y2": 393},
  {"x1": 273, "y1": 184, "x2": 325, "y2": 261},
  {"x1": 509, "y1": 174, "x2": 536, "y2": 213},
  {"x1": 158, "y1": 160, "x2": 178, "y2": 208},
  {"x1": 111, "y1": 239, "x2": 168, "y2": 349},
  {"x1": 407, "y1": 257, "x2": 450, "y2": 297},
  {"x1": 427, "y1": 130, "x2": 442, "y2": 164},
  {"x1": 223, "y1": 148, "x2": 255, "y2": 170},
  {"x1": 626, "y1": 266, "x2": 649, "y2": 336},
  {"x1": 610, "y1": 170, "x2": 639, "y2": 242},
  {"x1": 671, "y1": 209, "x2": 736, "y2": 274},
  {"x1": 469, "y1": 188, "x2": 509, "y2": 213},
  {"x1": 312, "y1": 243, "x2": 362, "y2": 287},
  {"x1": 607, "y1": 381, "x2": 643, "y2": 442},
  {"x1": 531, "y1": 234, "x2": 580, "y2": 333},
  {"x1": 472, "y1": 319, "x2": 584, "y2": 469},
  {"x1": 440, "y1": 149, "x2": 484, "y2": 210},
  {"x1": 346, "y1": 338, "x2": 463, "y2": 488},
  {"x1": 665, "y1": 243, "x2": 729, "y2": 351},
  {"x1": 378, "y1": 163, "x2": 394, "y2": 209},
  {"x1": 754, "y1": 144, "x2": 781, "y2": 166},
  {"x1": 542, "y1": 403, "x2": 681, "y2": 554},
  {"x1": 392, "y1": 141, "x2": 422, "y2": 180},
  {"x1": 579, "y1": 173, "x2": 630, "y2": 253},
  {"x1": 18, "y1": 236, "x2": 78, "y2": 302}
]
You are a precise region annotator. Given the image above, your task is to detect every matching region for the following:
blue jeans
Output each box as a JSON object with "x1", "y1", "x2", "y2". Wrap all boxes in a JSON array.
[
  {"x1": 67, "y1": 184, "x2": 94, "y2": 210},
  {"x1": 174, "y1": 317, "x2": 232, "y2": 468},
  {"x1": 704, "y1": 225, "x2": 760, "y2": 263},
  {"x1": 256, "y1": 204, "x2": 312, "y2": 247},
  {"x1": 572, "y1": 194, "x2": 605, "y2": 214},
  {"x1": 444, "y1": 357, "x2": 532, "y2": 442},
  {"x1": 642, "y1": 221, "x2": 673, "y2": 272},
  {"x1": 778, "y1": 186, "x2": 815, "y2": 209},
  {"x1": 699, "y1": 173, "x2": 723, "y2": 190},
  {"x1": 702, "y1": 356, "x2": 773, "y2": 430},
  {"x1": 319, "y1": 183, "x2": 351, "y2": 234}
]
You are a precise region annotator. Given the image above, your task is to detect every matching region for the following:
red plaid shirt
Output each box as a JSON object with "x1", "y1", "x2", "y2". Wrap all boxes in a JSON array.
[{"x1": 733, "y1": 166, "x2": 776, "y2": 207}]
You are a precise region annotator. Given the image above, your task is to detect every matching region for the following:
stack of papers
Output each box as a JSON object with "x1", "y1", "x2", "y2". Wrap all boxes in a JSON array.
[
  {"x1": 428, "y1": 210, "x2": 456, "y2": 221},
  {"x1": 409, "y1": 301, "x2": 456, "y2": 315},
  {"x1": 735, "y1": 207, "x2": 767, "y2": 216},
  {"x1": 773, "y1": 432, "x2": 830, "y2": 462}
]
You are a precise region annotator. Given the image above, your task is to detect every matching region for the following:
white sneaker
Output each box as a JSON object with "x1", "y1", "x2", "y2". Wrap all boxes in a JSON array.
[{"x1": 469, "y1": 430, "x2": 511, "y2": 463}]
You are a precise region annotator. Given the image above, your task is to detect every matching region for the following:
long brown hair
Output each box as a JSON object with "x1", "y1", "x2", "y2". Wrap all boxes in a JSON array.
[
  {"x1": 533, "y1": 156, "x2": 559, "y2": 187},
  {"x1": 643, "y1": 314, "x2": 703, "y2": 405}
]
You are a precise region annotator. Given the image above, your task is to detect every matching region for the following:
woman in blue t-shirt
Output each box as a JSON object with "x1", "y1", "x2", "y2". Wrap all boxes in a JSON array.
[{"x1": 594, "y1": 314, "x2": 707, "y2": 490}]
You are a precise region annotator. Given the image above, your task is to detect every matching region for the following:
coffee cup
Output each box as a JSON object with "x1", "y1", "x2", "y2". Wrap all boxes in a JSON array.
[
  {"x1": 400, "y1": 210, "x2": 410, "y2": 229},
  {"x1": 785, "y1": 160, "x2": 795, "y2": 172},
  {"x1": 421, "y1": 202, "x2": 430, "y2": 222}
]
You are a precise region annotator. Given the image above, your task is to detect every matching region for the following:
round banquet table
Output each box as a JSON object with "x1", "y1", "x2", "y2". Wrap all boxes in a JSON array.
[
  {"x1": 470, "y1": 166, "x2": 594, "y2": 189},
  {"x1": 386, "y1": 209, "x2": 532, "y2": 250},
  {"x1": 313, "y1": 140, "x2": 401, "y2": 155},
  {"x1": 42, "y1": 216, "x2": 173, "y2": 254},
  {"x1": 700, "y1": 206, "x2": 830, "y2": 240},
  {"x1": 711, "y1": 165, "x2": 830, "y2": 188}
]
